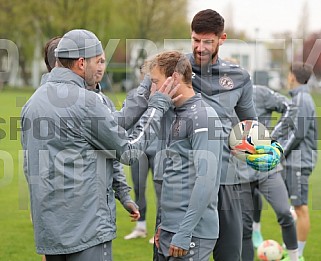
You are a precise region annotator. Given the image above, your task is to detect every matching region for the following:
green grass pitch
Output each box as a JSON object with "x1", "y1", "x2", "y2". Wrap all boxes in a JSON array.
[{"x1": 0, "y1": 88, "x2": 320, "y2": 260}]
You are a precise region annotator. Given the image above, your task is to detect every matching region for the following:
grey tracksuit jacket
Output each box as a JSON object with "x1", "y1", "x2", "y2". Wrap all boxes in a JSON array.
[
  {"x1": 188, "y1": 55, "x2": 257, "y2": 184},
  {"x1": 272, "y1": 84, "x2": 318, "y2": 171},
  {"x1": 95, "y1": 85, "x2": 137, "y2": 209},
  {"x1": 161, "y1": 94, "x2": 223, "y2": 250},
  {"x1": 21, "y1": 67, "x2": 171, "y2": 255}
]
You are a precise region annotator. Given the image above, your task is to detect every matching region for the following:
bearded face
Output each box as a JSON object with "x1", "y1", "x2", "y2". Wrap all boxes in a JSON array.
[{"x1": 191, "y1": 31, "x2": 224, "y2": 67}]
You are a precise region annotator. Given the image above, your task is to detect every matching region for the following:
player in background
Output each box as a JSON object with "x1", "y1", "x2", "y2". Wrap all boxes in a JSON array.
[
  {"x1": 234, "y1": 84, "x2": 299, "y2": 261},
  {"x1": 151, "y1": 50, "x2": 223, "y2": 260},
  {"x1": 124, "y1": 63, "x2": 162, "y2": 244},
  {"x1": 41, "y1": 36, "x2": 62, "y2": 85},
  {"x1": 44, "y1": 37, "x2": 61, "y2": 72},
  {"x1": 272, "y1": 62, "x2": 318, "y2": 261}
]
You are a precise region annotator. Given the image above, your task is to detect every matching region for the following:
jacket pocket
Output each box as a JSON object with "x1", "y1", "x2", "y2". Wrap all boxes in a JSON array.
[{"x1": 106, "y1": 188, "x2": 116, "y2": 224}]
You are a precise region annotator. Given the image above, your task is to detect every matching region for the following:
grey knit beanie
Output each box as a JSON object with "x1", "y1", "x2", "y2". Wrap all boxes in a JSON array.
[{"x1": 55, "y1": 29, "x2": 103, "y2": 59}]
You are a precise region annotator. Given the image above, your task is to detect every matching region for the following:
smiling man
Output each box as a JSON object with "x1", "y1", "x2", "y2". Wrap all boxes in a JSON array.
[
  {"x1": 21, "y1": 29, "x2": 179, "y2": 261},
  {"x1": 187, "y1": 9, "x2": 283, "y2": 261}
]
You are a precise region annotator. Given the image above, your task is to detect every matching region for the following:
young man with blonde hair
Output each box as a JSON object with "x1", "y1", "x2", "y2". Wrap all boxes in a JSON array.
[{"x1": 150, "y1": 51, "x2": 223, "y2": 261}]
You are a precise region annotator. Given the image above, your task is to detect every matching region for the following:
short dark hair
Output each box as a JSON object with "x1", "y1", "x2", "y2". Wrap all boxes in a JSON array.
[
  {"x1": 290, "y1": 62, "x2": 313, "y2": 84},
  {"x1": 44, "y1": 36, "x2": 61, "y2": 72},
  {"x1": 57, "y1": 58, "x2": 78, "y2": 69},
  {"x1": 57, "y1": 57, "x2": 94, "y2": 70},
  {"x1": 191, "y1": 9, "x2": 225, "y2": 36}
]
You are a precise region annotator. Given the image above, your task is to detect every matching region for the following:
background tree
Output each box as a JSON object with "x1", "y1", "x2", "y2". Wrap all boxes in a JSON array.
[
  {"x1": 300, "y1": 31, "x2": 321, "y2": 79},
  {"x1": 268, "y1": 31, "x2": 294, "y2": 82},
  {"x1": 223, "y1": 1, "x2": 247, "y2": 41},
  {"x1": 296, "y1": 0, "x2": 309, "y2": 40},
  {"x1": 0, "y1": 0, "x2": 189, "y2": 86},
  {"x1": 110, "y1": 0, "x2": 189, "y2": 69}
]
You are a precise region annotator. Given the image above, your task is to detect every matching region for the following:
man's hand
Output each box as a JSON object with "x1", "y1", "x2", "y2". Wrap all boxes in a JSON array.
[
  {"x1": 129, "y1": 210, "x2": 140, "y2": 222},
  {"x1": 246, "y1": 141, "x2": 283, "y2": 172},
  {"x1": 151, "y1": 76, "x2": 182, "y2": 103},
  {"x1": 169, "y1": 244, "x2": 188, "y2": 257},
  {"x1": 154, "y1": 227, "x2": 161, "y2": 249},
  {"x1": 123, "y1": 201, "x2": 140, "y2": 221}
]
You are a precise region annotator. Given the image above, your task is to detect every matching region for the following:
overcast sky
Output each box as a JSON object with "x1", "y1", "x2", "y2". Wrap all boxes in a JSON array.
[{"x1": 188, "y1": 0, "x2": 321, "y2": 39}]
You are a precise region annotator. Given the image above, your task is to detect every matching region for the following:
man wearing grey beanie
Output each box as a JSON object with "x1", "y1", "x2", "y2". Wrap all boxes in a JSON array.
[{"x1": 21, "y1": 29, "x2": 181, "y2": 261}]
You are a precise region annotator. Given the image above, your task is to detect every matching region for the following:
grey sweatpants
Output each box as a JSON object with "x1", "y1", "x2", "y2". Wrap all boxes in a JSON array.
[
  {"x1": 253, "y1": 188, "x2": 263, "y2": 223},
  {"x1": 45, "y1": 241, "x2": 112, "y2": 261},
  {"x1": 240, "y1": 172, "x2": 297, "y2": 261},
  {"x1": 213, "y1": 184, "x2": 243, "y2": 261},
  {"x1": 130, "y1": 152, "x2": 162, "y2": 221},
  {"x1": 158, "y1": 229, "x2": 216, "y2": 261}
]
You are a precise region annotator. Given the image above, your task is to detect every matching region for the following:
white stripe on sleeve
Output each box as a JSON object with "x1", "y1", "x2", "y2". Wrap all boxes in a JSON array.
[
  {"x1": 129, "y1": 108, "x2": 157, "y2": 144},
  {"x1": 194, "y1": 128, "x2": 208, "y2": 134}
]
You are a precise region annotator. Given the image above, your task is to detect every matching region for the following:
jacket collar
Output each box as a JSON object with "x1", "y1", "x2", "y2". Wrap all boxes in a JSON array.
[
  {"x1": 47, "y1": 67, "x2": 87, "y2": 89},
  {"x1": 289, "y1": 84, "x2": 310, "y2": 97},
  {"x1": 40, "y1": 72, "x2": 50, "y2": 85},
  {"x1": 175, "y1": 93, "x2": 201, "y2": 112}
]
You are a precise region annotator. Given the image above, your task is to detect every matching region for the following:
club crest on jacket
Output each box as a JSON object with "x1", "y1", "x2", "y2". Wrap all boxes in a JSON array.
[{"x1": 219, "y1": 74, "x2": 234, "y2": 89}]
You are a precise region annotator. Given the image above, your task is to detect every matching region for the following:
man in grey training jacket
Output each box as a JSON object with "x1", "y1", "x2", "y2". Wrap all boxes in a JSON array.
[
  {"x1": 187, "y1": 9, "x2": 284, "y2": 260},
  {"x1": 21, "y1": 29, "x2": 180, "y2": 261},
  {"x1": 272, "y1": 62, "x2": 318, "y2": 260}
]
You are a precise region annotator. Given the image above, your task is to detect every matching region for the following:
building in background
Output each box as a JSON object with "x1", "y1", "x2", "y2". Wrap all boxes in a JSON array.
[{"x1": 128, "y1": 39, "x2": 282, "y2": 91}]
